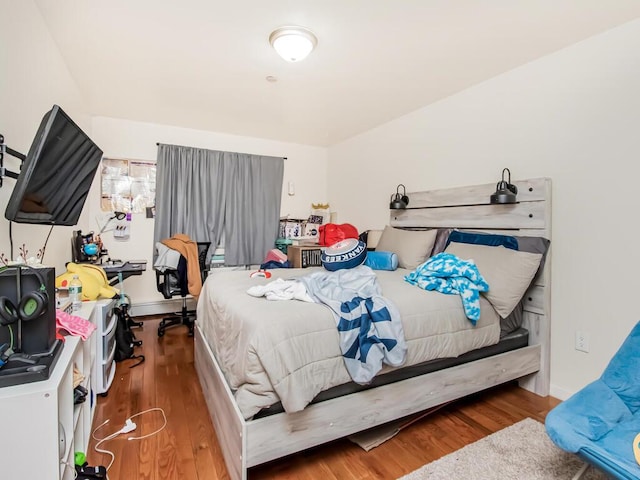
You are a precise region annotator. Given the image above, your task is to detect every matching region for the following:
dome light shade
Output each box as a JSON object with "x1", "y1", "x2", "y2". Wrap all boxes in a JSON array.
[{"x1": 269, "y1": 26, "x2": 318, "y2": 62}]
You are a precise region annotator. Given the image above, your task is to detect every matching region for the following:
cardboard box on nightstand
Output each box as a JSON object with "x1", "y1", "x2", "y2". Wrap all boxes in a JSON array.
[{"x1": 287, "y1": 245, "x2": 324, "y2": 268}]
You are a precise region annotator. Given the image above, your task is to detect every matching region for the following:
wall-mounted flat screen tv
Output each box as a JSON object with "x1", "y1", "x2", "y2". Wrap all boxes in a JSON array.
[{"x1": 4, "y1": 105, "x2": 103, "y2": 226}]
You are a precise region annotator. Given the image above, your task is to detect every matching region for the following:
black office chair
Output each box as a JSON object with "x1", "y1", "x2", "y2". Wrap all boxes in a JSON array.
[{"x1": 155, "y1": 242, "x2": 210, "y2": 337}]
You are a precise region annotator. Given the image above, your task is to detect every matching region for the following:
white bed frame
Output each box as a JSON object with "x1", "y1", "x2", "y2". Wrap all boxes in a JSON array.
[{"x1": 194, "y1": 177, "x2": 552, "y2": 480}]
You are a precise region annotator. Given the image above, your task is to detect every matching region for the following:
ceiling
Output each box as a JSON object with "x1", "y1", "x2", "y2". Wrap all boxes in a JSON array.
[{"x1": 35, "y1": 1, "x2": 640, "y2": 147}]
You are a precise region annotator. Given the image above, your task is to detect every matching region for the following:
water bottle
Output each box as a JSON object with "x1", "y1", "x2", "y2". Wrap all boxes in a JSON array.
[{"x1": 69, "y1": 274, "x2": 83, "y2": 311}]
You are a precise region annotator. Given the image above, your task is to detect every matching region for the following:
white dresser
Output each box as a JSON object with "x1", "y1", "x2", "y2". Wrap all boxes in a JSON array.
[{"x1": 92, "y1": 298, "x2": 118, "y2": 395}]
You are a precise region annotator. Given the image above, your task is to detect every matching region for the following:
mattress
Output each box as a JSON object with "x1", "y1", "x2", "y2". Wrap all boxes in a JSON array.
[
  {"x1": 197, "y1": 267, "x2": 501, "y2": 419},
  {"x1": 254, "y1": 327, "x2": 529, "y2": 418}
]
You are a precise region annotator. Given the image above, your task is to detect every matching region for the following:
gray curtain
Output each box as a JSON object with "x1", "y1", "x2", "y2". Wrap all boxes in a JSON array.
[{"x1": 153, "y1": 144, "x2": 284, "y2": 265}]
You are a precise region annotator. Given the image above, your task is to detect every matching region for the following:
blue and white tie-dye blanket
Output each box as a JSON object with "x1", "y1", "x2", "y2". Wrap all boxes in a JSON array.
[
  {"x1": 404, "y1": 252, "x2": 489, "y2": 324},
  {"x1": 299, "y1": 265, "x2": 407, "y2": 384}
]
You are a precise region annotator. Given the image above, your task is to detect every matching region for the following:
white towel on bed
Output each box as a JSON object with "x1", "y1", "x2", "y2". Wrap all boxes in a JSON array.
[{"x1": 247, "y1": 278, "x2": 314, "y2": 302}]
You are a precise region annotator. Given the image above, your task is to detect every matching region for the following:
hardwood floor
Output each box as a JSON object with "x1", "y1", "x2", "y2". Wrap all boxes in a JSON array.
[{"x1": 88, "y1": 316, "x2": 561, "y2": 479}]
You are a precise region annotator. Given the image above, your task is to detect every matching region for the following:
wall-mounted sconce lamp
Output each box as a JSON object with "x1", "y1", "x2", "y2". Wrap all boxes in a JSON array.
[
  {"x1": 490, "y1": 168, "x2": 518, "y2": 204},
  {"x1": 390, "y1": 184, "x2": 409, "y2": 209}
]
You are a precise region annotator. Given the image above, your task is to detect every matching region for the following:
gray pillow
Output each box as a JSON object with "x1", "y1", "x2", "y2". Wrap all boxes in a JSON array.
[
  {"x1": 376, "y1": 226, "x2": 437, "y2": 270},
  {"x1": 514, "y1": 235, "x2": 550, "y2": 282},
  {"x1": 501, "y1": 299, "x2": 525, "y2": 337},
  {"x1": 501, "y1": 235, "x2": 550, "y2": 335},
  {"x1": 445, "y1": 242, "x2": 542, "y2": 318},
  {"x1": 431, "y1": 228, "x2": 453, "y2": 257}
]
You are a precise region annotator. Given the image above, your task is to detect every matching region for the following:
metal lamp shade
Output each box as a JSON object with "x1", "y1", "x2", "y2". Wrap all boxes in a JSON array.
[
  {"x1": 390, "y1": 194, "x2": 409, "y2": 210},
  {"x1": 490, "y1": 169, "x2": 518, "y2": 204},
  {"x1": 390, "y1": 184, "x2": 409, "y2": 209},
  {"x1": 490, "y1": 181, "x2": 517, "y2": 204}
]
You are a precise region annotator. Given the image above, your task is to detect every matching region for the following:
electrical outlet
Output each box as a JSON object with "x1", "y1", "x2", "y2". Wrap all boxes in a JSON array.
[{"x1": 575, "y1": 331, "x2": 590, "y2": 353}]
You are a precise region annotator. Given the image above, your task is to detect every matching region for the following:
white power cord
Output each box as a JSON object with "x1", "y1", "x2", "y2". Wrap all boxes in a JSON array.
[
  {"x1": 59, "y1": 460, "x2": 78, "y2": 479},
  {"x1": 91, "y1": 407, "x2": 167, "y2": 476},
  {"x1": 92, "y1": 418, "x2": 137, "y2": 471},
  {"x1": 124, "y1": 407, "x2": 167, "y2": 441}
]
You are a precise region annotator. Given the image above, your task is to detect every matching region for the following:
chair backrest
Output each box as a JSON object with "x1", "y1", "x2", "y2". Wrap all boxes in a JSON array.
[
  {"x1": 155, "y1": 256, "x2": 187, "y2": 299},
  {"x1": 196, "y1": 242, "x2": 211, "y2": 281},
  {"x1": 155, "y1": 241, "x2": 211, "y2": 298}
]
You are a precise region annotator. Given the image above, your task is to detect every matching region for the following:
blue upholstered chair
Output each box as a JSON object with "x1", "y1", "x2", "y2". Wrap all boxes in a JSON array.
[{"x1": 545, "y1": 321, "x2": 640, "y2": 479}]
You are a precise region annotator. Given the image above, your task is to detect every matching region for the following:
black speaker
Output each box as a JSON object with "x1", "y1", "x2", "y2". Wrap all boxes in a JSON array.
[{"x1": 0, "y1": 267, "x2": 56, "y2": 354}]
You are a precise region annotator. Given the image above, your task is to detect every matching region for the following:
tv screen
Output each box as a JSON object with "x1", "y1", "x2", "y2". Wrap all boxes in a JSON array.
[{"x1": 4, "y1": 105, "x2": 103, "y2": 225}]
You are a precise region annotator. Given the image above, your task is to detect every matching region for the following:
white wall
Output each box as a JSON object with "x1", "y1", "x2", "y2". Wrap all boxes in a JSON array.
[
  {"x1": 328, "y1": 19, "x2": 640, "y2": 399},
  {"x1": 88, "y1": 117, "x2": 328, "y2": 305},
  {"x1": 0, "y1": 0, "x2": 91, "y2": 275}
]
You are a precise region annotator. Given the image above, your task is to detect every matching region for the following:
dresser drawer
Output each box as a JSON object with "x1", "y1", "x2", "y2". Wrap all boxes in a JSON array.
[
  {"x1": 104, "y1": 340, "x2": 116, "y2": 369},
  {"x1": 92, "y1": 298, "x2": 118, "y2": 395},
  {"x1": 102, "y1": 325, "x2": 117, "y2": 361},
  {"x1": 102, "y1": 311, "x2": 118, "y2": 356},
  {"x1": 102, "y1": 307, "x2": 118, "y2": 333},
  {"x1": 103, "y1": 359, "x2": 115, "y2": 386}
]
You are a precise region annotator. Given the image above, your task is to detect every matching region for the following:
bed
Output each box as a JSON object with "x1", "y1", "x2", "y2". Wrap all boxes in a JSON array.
[{"x1": 194, "y1": 177, "x2": 552, "y2": 480}]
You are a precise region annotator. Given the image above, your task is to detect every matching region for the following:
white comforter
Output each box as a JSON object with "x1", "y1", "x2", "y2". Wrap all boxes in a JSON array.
[{"x1": 196, "y1": 267, "x2": 500, "y2": 419}]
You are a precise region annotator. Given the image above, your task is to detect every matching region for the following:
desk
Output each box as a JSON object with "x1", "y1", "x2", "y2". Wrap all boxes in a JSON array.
[{"x1": 102, "y1": 261, "x2": 147, "y2": 286}]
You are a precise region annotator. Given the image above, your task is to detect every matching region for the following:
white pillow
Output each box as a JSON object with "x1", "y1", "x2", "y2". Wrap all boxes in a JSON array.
[
  {"x1": 375, "y1": 226, "x2": 437, "y2": 270},
  {"x1": 445, "y1": 242, "x2": 542, "y2": 318}
]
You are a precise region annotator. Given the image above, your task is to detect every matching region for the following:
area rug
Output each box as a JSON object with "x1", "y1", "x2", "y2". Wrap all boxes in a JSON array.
[{"x1": 398, "y1": 418, "x2": 609, "y2": 480}]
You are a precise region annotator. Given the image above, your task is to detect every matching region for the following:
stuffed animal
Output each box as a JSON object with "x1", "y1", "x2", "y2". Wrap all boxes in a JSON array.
[{"x1": 56, "y1": 263, "x2": 119, "y2": 301}]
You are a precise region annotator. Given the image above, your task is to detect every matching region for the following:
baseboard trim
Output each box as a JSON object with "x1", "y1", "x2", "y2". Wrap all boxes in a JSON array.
[
  {"x1": 130, "y1": 298, "x2": 197, "y2": 317},
  {"x1": 549, "y1": 383, "x2": 574, "y2": 401}
]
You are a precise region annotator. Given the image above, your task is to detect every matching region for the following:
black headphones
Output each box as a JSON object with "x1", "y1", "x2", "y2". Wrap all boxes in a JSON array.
[{"x1": 0, "y1": 265, "x2": 49, "y2": 326}]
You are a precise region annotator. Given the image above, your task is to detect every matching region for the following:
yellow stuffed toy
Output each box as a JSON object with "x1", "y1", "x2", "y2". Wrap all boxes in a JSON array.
[{"x1": 56, "y1": 263, "x2": 119, "y2": 301}]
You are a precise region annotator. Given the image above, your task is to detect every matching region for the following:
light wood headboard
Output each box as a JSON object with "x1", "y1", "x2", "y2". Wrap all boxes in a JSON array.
[{"x1": 389, "y1": 177, "x2": 552, "y2": 395}]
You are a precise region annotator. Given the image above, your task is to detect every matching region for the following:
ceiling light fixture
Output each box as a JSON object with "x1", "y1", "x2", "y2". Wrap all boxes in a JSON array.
[{"x1": 269, "y1": 26, "x2": 318, "y2": 62}]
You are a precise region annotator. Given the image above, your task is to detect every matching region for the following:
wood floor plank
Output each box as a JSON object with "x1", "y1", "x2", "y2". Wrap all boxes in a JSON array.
[{"x1": 88, "y1": 317, "x2": 561, "y2": 479}]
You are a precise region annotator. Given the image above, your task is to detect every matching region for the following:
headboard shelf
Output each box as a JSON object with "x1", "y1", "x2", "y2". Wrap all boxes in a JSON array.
[
  {"x1": 391, "y1": 202, "x2": 546, "y2": 230},
  {"x1": 390, "y1": 177, "x2": 551, "y2": 237},
  {"x1": 403, "y1": 177, "x2": 548, "y2": 209}
]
